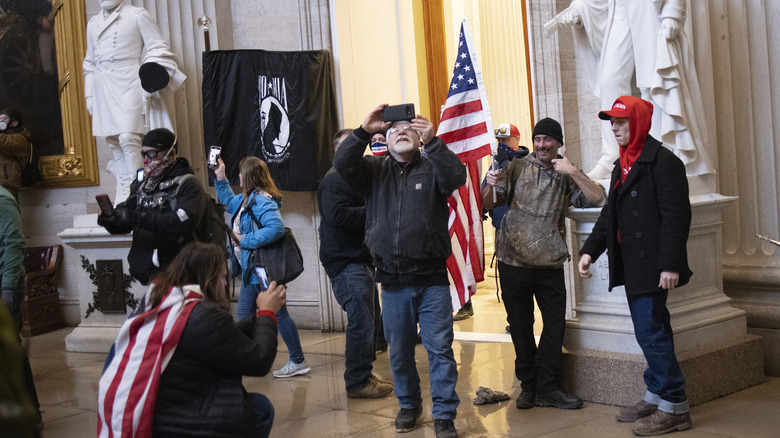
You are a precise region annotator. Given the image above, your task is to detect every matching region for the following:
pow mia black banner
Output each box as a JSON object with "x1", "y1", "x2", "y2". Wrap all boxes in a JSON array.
[{"x1": 202, "y1": 50, "x2": 338, "y2": 190}]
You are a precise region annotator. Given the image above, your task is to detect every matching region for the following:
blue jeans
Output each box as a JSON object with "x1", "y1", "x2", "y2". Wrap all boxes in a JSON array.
[
  {"x1": 626, "y1": 290, "x2": 689, "y2": 414},
  {"x1": 248, "y1": 393, "x2": 274, "y2": 438},
  {"x1": 330, "y1": 263, "x2": 379, "y2": 391},
  {"x1": 498, "y1": 263, "x2": 566, "y2": 394},
  {"x1": 382, "y1": 283, "x2": 459, "y2": 420},
  {"x1": 238, "y1": 283, "x2": 305, "y2": 364}
]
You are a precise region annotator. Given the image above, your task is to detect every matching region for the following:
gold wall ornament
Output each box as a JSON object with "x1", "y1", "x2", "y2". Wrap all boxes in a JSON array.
[
  {"x1": 55, "y1": 156, "x2": 83, "y2": 177},
  {"x1": 36, "y1": 0, "x2": 99, "y2": 188}
]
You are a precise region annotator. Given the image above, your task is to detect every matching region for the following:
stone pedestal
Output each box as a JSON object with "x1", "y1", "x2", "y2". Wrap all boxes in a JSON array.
[
  {"x1": 57, "y1": 214, "x2": 147, "y2": 353},
  {"x1": 564, "y1": 193, "x2": 765, "y2": 405}
]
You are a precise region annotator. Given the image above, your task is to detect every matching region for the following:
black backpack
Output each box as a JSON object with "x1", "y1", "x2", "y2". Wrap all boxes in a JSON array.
[
  {"x1": 171, "y1": 174, "x2": 234, "y2": 258},
  {"x1": 21, "y1": 141, "x2": 41, "y2": 187}
]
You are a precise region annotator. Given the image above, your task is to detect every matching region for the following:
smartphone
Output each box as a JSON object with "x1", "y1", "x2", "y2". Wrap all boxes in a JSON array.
[
  {"x1": 207, "y1": 146, "x2": 221, "y2": 167},
  {"x1": 382, "y1": 103, "x2": 416, "y2": 123},
  {"x1": 254, "y1": 266, "x2": 270, "y2": 289},
  {"x1": 96, "y1": 194, "x2": 115, "y2": 215}
]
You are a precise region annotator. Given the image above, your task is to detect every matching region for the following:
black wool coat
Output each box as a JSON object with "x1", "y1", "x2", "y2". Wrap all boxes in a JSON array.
[{"x1": 580, "y1": 135, "x2": 692, "y2": 295}]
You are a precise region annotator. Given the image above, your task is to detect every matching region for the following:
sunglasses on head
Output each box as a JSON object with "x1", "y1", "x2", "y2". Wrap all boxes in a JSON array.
[{"x1": 494, "y1": 127, "x2": 510, "y2": 135}]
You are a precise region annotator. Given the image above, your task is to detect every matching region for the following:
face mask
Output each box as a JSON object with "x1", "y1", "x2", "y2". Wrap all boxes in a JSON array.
[
  {"x1": 0, "y1": 121, "x2": 6, "y2": 131},
  {"x1": 370, "y1": 142, "x2": 387, "y2": 156}
]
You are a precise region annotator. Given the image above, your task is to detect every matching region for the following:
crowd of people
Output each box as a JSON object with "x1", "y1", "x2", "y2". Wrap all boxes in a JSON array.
[{"x1": 0, "y1": 94, "x2": 694, "y2": 437}]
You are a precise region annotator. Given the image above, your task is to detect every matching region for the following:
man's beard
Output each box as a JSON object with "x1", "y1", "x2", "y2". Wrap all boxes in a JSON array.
[{"x1": 392, "y1": 140, "x2": 417, "y2": 154}]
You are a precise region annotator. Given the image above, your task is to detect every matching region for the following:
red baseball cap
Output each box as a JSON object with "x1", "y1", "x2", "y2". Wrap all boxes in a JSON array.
[
  {"x1": 494, "y1": 123, "x2": 520, "y2": 138},
  {"x1": 598, "y1": 98, "x2": 630, "y2": 120}
]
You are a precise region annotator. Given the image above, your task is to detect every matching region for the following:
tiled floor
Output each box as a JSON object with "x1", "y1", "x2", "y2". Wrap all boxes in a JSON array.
[{"x1": 28, "y1": 284, "x2": 780, "y2": 437}]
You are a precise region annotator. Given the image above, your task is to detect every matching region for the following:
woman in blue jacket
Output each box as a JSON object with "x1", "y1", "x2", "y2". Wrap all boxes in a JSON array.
[{"x1": 213, "y1": 156, "x2": 311, "y2": 378}]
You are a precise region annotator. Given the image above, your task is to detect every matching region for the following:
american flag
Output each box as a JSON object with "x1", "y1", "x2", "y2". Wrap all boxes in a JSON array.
[
  {"x1": 98, "y1": 285, "x2": 204, "y2": 438},
  {"x1": 436, "y1": 19, "x2": 495, "y2": 311}
]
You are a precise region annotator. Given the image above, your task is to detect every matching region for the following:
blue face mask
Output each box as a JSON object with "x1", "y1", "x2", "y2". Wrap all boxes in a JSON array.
[{"x1": 370, "y1": 142, "x2": 387, "y2": 156}]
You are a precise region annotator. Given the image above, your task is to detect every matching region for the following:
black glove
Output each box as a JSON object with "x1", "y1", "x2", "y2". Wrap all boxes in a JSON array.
[{"x1": 97, "y1": 211, "x2": 116, "y2": 227}]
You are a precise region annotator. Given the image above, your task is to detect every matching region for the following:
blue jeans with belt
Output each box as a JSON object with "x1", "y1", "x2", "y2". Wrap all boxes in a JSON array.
[
  {"x1": 381, "y1": 283, "x2": 459, "y2": 420},
  {"x1": 329, "y1": 263, "x2": 380, "y2": 391},
  {"x1": 238, "y1": 283, "x2": 305, "y2": 364},
  {"x1": 627, "y1": 290, "x2": 689, "y2": 414}
]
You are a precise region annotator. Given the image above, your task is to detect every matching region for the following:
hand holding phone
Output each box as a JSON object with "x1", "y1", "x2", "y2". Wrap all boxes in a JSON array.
[
  {"x1": 96, "y1": 194, "x2": 115, "y2": 215},
  {"x1": 207, "y1": 146, "x2": 221, "y2": 167}
]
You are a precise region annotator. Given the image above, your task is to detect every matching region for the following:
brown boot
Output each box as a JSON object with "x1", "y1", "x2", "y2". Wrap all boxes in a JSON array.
[
  {"x1": 632, "y1": 410, "x2": 692, "y2": 436},
  {"x1": 347, "y1": 377, "x2": 393, "y2": 399},
  {"x1": 616, "y1": 400, "x2": 658, "y2": 422}
]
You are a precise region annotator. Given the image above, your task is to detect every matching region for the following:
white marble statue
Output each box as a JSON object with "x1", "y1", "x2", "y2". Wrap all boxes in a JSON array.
[
  {"x1": 549, "y1": 0, "x2": 714, "y2": 180},
  {"x1": 83, "y1": 0, "x2": 186, "y2": 202}
]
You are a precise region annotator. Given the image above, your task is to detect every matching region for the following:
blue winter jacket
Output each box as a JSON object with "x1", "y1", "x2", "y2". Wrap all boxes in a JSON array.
[{"x1": 215, "y1": 179, "x2": 284, "y2": 287}]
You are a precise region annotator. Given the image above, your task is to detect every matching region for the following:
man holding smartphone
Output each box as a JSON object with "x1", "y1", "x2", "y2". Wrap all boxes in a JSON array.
[
  {"x1": 334, "y1": 105, "x2": 466, "y2": 438},
  {"x1": 98, "y1": 128, "x2": 206, "y2": 285}
]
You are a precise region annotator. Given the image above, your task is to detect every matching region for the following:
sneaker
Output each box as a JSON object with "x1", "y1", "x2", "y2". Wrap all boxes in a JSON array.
[
  {"x1": 453, "y1": 306, "x2": 473, "y2": 321},
  {"x1": 617, "y1": 400, "x2": 659, "y2": 423},
  {"x1": 347, "y1": 376, "x2": 393, "y2": 399},
  {"x1": 434, "y1": 419, "x2": 458, "y2": 438},
  {"x1": 535, "y1": 390, "x2": 583, "y2": 409},
  {"x1": 272, "y1": 359, "x2": 311, "y2": 378},
  {"x1": 632, "y1": 410, "x2": 692, "y2": 436},
  {"x1": 515, "y1": 390, "x2": 535, "y2": 409},
  {"x1": 395, "y1": 405, "x2": 422, "y2": 433}
]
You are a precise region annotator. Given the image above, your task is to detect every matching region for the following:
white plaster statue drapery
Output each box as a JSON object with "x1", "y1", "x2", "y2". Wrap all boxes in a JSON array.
[
  {"x1": 83, "y1": 0, "x2": 186, "y2": 202},
  {"x1": 549, "y1": 0, "x2": 714, "y2": 180}
]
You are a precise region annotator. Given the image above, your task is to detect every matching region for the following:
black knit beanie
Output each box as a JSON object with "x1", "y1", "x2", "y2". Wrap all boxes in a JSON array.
[
  {"x1": 532, "y1": 117, "x2": 563, "y2": 144},
  {"x1": 142, "y1": 128, "x2": 177, "y2": 151}
]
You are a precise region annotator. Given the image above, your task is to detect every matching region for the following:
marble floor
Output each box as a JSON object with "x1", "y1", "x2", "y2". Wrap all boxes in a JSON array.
[{"x1": 27, "y1": 288, "x2": 780, "y2": 437}]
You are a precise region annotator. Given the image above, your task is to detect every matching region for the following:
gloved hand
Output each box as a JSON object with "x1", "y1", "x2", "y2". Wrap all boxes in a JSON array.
[
  {"x1": 97, "y1": 211, "x2": 116, "y2": 227},
  {"x1": 2, "y1": 287, "x2": 18, "y2": 318}
]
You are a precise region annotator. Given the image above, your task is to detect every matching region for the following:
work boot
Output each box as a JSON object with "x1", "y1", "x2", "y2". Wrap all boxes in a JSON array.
[
  {"x1": 434, "y1": 419, "x2": 458, "y2": 438},
  {"x1": 347, "y1": 376, "x2": 393, "y2": 399},
  {"x1": 632, "y1": 410, "x2": 692, "y2": 436},
  {"x1": 453, "y1": 301, "x2": 473, "y2": 321},
  {"x1": 395, "y1": 405, "x2": 422, "y2": 432},
  {"x1": 535, "y1": 390, "x2": 583, "y2": 409},
  {"x1": 515, "y1": 390, "x2": 536, "y2": 409},
  {"x1": 617, "y1": 400, "x2": 659, "y2": 422}
]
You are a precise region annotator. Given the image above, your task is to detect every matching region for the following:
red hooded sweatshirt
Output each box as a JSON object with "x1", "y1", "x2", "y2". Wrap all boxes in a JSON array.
[{"x1": 607, "y1": 96, "x2": 654, "y2": 184}]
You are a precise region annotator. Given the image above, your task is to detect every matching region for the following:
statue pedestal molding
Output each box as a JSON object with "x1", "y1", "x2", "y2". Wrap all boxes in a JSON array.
[
  {"x1": 58, "y1": 214, "x2": 147, "y2": 353},
  {"x1": 564, "y1": 194, "x2": 765, "y2": 405}
]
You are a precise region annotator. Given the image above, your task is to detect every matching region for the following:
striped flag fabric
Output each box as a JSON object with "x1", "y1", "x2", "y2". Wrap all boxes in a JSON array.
[
  {"x1": 97, "y1": 285, "x2": 204, "y2": 438},
  {"x1": 436, "y1": 19, "x2": 495, "y2": 311}
]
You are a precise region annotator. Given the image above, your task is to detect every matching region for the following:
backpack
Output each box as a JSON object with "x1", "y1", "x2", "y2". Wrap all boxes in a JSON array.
[
  {"x1": 170, "y1": 174, "x2": 234, "y2": 258},
  {"x1": 21, "y1": 141, "x2": 41, "y2": 187}
]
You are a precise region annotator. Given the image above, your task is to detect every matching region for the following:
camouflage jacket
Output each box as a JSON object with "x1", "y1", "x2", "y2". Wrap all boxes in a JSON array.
[{"x1": 494, "y1": 154, "x2": 605, "y2": 268}]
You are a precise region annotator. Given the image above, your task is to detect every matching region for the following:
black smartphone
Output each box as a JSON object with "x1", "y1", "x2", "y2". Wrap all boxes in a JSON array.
[
  {"x1": 254, "y1": 266, "x2": 270, "y2": 290},
  {"x1": 207, "y1": 146, "x2": 221, "y2": 167},
  {"x1": 382, "y1": 104, "x2": 416, "y2": 123},
  {"x1": 96, "y1": 194, "x2": 115, "y2": 215}
]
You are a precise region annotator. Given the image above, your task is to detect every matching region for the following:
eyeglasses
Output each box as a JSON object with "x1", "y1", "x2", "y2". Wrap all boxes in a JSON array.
[
  {"x1": 388, "y1": 125, "x2": 415, "y2": 136},
  {"x1": 141, "y1": 150, "x2": 162, "y2": 159}
]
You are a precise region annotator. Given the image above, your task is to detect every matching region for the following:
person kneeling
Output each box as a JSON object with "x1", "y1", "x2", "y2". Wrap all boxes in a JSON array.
[{"x1": 97, "y1": 242, "x2": 285, "y2": 438}]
